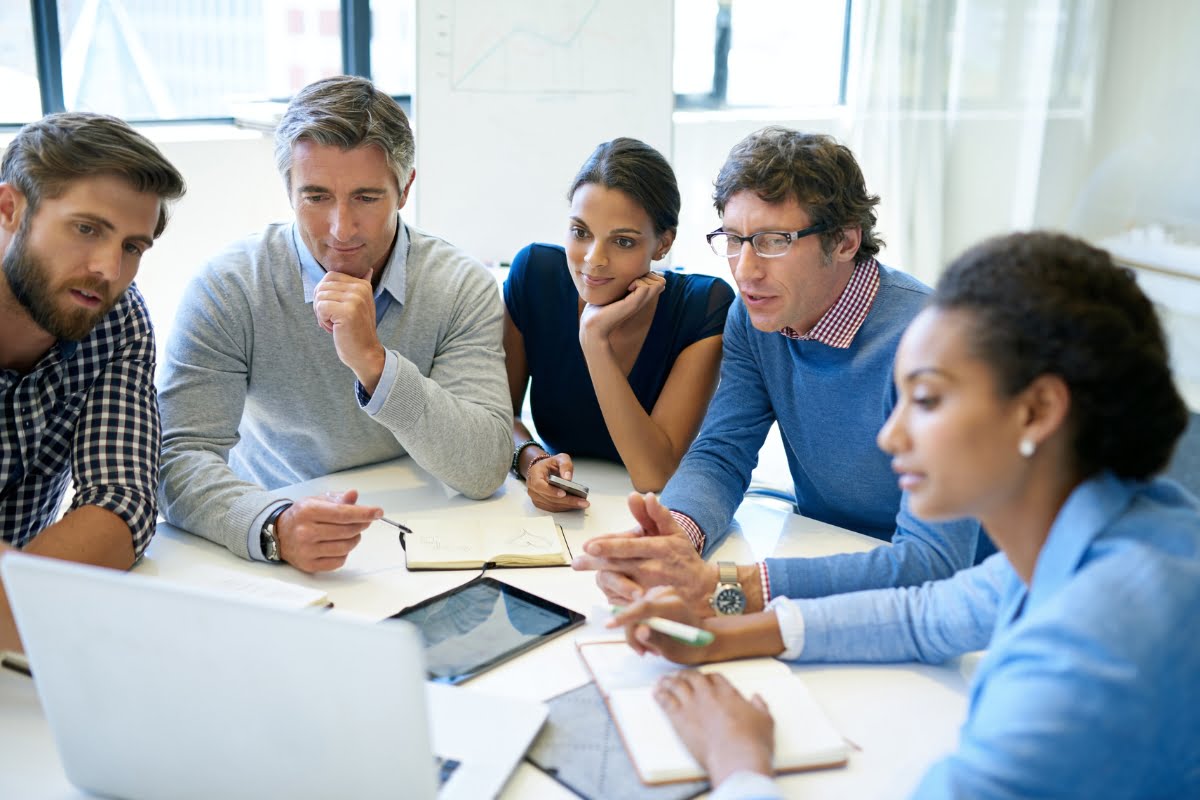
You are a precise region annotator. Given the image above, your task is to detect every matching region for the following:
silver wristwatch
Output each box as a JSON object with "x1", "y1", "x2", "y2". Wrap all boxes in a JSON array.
[
  {"x1": 260, "y1": 504, "x2": 290, "y2": 562},
  {"x1": 709, "y1": 561, "x2": 747, "y2": 615}
]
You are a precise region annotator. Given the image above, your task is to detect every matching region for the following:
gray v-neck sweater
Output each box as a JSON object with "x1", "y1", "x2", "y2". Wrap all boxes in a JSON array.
[{"x1": 157, "y1": 221, "x2": 512, "y2": 559}]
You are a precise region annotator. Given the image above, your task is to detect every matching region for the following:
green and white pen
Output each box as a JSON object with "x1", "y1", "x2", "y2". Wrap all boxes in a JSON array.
[{"x1": 610, "y1": 605, "x2": 715, "y2": 647}]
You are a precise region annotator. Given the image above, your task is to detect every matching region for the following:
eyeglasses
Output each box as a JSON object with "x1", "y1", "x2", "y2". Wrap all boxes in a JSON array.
[{"x1": 706, "y1": 223, "x2": 829, "y2": 259}]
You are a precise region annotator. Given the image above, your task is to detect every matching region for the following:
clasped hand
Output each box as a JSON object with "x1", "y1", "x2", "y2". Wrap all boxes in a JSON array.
[{"x1": 572, "y1": 491, "x2": 717, "y2": 616}]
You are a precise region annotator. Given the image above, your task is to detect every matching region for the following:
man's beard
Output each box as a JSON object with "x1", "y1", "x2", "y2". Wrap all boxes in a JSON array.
[{"x1": 2, "y1": 222, "x2": 119, "y2": 342}]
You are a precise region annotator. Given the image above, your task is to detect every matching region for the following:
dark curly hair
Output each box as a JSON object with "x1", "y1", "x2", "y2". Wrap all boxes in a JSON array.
[
  {"x1": 935, "y1": 231, "x2": 1187, "y2": 480},
  {"x1": 712, "y1": 126, "x2": 883, "y2": 263},
  {"x1": 569, "y1": 137, "x2": 679, "y2": 237}
]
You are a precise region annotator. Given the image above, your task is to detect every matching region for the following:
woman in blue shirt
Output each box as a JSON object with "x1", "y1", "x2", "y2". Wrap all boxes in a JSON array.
[
  {"x1": 613, "y1": 231, "x2": 1199, "y2": 798},
  {"x1": 505, "y1": 138, "x2": 734, "y2": 511}
]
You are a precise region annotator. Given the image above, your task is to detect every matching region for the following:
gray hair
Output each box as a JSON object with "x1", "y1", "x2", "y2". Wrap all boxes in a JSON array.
[
  {"x1": 1, "y1": 112, "x2": 186, "y2": 238},
  {"x1": 274, "y1": 75, "x2": 415, "y2": 193}
]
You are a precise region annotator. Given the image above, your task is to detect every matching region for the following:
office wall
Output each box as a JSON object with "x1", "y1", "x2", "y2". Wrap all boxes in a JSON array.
[
  {"x1": 130, "y1": 129, "x2": 292, "y2": 362},
  {"x1": 50, "y1": 0, "x2": 1194, "y2": 407},
  {"x1": 1071, "y1": 0, "x2": 1200, "y2": 405}
]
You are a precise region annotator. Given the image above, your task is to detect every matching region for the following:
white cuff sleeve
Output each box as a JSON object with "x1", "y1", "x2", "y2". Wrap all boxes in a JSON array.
[
  {"x1": 358, "y1": 349, "x2": 400, "y2": 415},
  {"x1": 768, "y1": 596, "x2": 806, "y2": 661},
  {"x1": 246, "y1": 500, "x2": 293, "y2": 562},
  {"x1": 709, "y1": 769, "x2": 783, "y2": 800}
]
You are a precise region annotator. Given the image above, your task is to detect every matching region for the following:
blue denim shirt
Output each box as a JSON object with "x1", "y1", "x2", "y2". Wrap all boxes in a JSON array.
[{"x1": 719, "y1": 473, "x2": 1200, "y2": 798}]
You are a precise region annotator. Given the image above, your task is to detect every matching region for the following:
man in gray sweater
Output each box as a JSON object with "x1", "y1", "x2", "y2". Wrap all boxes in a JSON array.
[{"x1": 158, "y1": 76, "x2": 512, "y2": 572}]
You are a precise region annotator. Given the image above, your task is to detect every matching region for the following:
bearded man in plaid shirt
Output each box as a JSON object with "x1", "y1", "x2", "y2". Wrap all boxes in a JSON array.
[{"x1": 0, "y1": 113, "x2": 185, "y2": 652}]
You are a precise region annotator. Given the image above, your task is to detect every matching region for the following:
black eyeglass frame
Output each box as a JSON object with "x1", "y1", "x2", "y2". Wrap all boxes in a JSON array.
[{"x1": 706, "y1": 222, "x2": 830, "y2": 258}]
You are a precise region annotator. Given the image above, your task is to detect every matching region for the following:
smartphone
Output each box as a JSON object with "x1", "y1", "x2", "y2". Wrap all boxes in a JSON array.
[{"x1": 547, "y1": 474, "x2": 589, "y2": 498}]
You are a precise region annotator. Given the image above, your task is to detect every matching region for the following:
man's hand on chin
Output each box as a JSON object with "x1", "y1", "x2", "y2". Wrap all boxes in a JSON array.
[
  {"x1": 572, "y1": 492, "x2": 720, "y2": 616},
  {"x1": 312, "y1": 272, "x2": 386, "y2": 392}
]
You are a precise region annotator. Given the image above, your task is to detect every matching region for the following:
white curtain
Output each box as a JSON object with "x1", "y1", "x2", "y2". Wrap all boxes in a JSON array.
[{"x1": 845, "y1": 0, "x2": 1109, "y2": 283}]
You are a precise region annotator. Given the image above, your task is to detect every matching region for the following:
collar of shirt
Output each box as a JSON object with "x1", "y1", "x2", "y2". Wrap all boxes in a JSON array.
[
  {"x1": 293, "y1": 219, "x2": 408, "y2": 324},
  {"x1": 1, "y1": 310, "x2": 113, "y2": 383},
  {"x1": 780, "y1": 256, "x2": 881, "y2": 348},
  {"x1": 1025, "y1": 471, "x2": 1130, "y2": 610}
]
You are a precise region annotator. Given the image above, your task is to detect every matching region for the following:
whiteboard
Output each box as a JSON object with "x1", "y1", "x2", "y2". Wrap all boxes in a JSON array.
[{"x1": 413, "y1": 0, "x2": 675, "y2": 266}]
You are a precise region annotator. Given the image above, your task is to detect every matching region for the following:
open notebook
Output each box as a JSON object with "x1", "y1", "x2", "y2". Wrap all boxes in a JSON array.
[
  {"x1": 578, "y1": 640, "x2": 849, "y2": 786},
  {"x1": 402, "y1": 516, "x2": 570, "y2": 570}
]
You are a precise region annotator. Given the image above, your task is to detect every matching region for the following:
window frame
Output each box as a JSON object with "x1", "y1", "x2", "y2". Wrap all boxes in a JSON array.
[
  {"x1": 17, "y1": 0, "x2": 402, "y2": 127},
  {"x1": 674, "y1": 0, "x2": 854, "y2": 110}
]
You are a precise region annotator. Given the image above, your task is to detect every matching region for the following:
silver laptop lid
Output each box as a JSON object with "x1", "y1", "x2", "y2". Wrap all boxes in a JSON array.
[{"x1": 3, "y1": 553, "x2": 437, "y2": 800}]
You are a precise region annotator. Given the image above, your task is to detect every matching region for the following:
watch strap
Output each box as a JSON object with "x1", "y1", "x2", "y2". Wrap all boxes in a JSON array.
[
  {"x1": 260, "y1": 503, "x2": 290, "y2": 562},
  {"x1": 511, "y1": 440, "x2": 541, "y2": 480}
]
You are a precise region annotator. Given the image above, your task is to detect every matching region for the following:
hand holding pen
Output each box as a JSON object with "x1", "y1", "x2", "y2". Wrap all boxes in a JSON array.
[
  {"x1": 376, "y1": 516, "x2": 413, "y2": 548},
  {"x1": 608, "y1": 586, "x2": 718, "y2": 666},
  {"x1": 275, "y1": 490, "x2": 382, "y2": 573}
]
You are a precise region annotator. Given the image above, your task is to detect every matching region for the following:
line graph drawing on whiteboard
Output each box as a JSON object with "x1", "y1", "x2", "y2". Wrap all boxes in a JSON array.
[{"x1": 428, "y1": 0, "x2": 652, "y2": 94}]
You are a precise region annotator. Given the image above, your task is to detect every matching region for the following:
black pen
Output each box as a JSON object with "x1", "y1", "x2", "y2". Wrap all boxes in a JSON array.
[
  {"x1": 379, "y1": 516, "x2": 412, "y2": 536},
  {"x1": 2, "y1": 651, "x2": 32, "y2": 678}
]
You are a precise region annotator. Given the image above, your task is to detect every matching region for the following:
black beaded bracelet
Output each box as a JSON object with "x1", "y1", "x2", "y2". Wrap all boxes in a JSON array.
[{"x1": 511, "y1": 439, "x2": 542, "y2": 480}]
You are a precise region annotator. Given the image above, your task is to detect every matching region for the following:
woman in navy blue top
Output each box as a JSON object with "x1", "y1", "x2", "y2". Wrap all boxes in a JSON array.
[{"x1": 504, "y1": 138, "x2": 734, "y2": 511}]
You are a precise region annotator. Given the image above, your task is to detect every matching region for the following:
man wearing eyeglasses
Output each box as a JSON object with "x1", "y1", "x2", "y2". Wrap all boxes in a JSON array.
[{"x1": 575, "y1": 127, "x2": 985, "y2": 618}]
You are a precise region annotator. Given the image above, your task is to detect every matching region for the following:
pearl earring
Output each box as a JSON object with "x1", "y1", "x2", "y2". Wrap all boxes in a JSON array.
[{"x1": 1019, "y1": 439, "x2": 1036, "y2": 458}]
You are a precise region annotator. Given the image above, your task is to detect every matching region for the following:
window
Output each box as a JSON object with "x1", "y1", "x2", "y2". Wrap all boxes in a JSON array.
[
  {"x1": 674, "y1": 0, "x2": 850, "y2": 109},
  {"x1": 949, "y1": 0, "x2": 1098, "y2": 111},
  {"x1": 0, "y1": 7, "x2": 41, "y2": 124},
  {"x1": 5, "y1": 1, "x2": 415, "y2": 125},
  {"x1": 51, "y1": 0, "x2": 344, "y2": 121},
  {"x1": 370, "y1": 0, "x2": 416, "y2": 98}
]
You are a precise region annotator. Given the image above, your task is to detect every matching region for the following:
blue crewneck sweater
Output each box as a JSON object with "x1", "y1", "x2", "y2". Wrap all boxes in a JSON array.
[{"x1": 661, "y1": 262, "x2": 983, "y2": 598}]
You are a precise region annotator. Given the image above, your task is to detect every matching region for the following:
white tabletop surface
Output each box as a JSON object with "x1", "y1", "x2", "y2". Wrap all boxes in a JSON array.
[{"x1": 1, "y1": 458, "x2": 972, "y2": 798}]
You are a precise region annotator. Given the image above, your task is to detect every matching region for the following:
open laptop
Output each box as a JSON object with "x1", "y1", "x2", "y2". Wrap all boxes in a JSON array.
[{"x1": 2, "y1": 553, "x2": 547, "y2": 800}]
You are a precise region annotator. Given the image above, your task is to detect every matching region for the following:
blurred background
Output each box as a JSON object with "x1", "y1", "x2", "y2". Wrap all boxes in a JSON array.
[{"x1": 3, "y1": 1, "x2": 1197, "y2": 421}]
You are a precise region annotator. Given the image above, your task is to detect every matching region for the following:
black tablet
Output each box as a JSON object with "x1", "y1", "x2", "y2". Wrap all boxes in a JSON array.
[{"x1": 388, "y1": 576, "x2": 585, "y2": 684}]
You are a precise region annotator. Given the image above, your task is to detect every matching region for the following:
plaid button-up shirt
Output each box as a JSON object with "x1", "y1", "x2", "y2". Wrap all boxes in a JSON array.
[
  {"x1": 780, "y1": 256, "x2": 881, "y2": 347},
  {"x1": 1, "y1": 285, "x2": 160, "y2": 556}
]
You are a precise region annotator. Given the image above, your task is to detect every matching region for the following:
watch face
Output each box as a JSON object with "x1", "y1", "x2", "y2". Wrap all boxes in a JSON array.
[
  {"x1": 712, "y1": 586, "x2": 746, "y2": 615},
  {"x1": 261, "y1": 528, "x2": 280, "y2": 561}
]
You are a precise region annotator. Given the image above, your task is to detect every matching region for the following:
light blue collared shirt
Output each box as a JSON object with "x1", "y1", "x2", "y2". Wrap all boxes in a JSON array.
[
  {"x1": 736, "y1": 473, "x2": 1200, "y2": 798},
  {"x1": 246, "y1": 221, "x2": 411, "y2": 561},
  {"x1": 294, "y1": 221, "x2": 408, "y2": 325}
]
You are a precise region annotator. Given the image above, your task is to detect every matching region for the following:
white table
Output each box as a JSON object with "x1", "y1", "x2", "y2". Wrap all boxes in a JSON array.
[{"x1": 1, "y1": 458, "x2": 971, "y2": 799}]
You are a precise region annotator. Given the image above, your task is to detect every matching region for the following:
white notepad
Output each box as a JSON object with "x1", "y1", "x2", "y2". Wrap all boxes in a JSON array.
[
  {"x1": 402, "y1": 516, "x2": 570, "y2": 569},
  {"x1": 578, "y1": 640, "x2": 849, "y2": 785},
  {"x1": 168, "y1": 564, "x2": 331, "y2": 609}
]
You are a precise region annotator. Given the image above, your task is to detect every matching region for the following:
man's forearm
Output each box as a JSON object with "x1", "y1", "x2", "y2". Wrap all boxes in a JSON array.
[
  {"x1": 0, "y1": 542, "x2": 18, "y2": 651},
  {"x1": 158, "y1": 445, "x2": 278, "y2": 560},
  {"x1": 2, "y1": 507, "x2": 136, "y2": 653},
  {"x1": 22, "y1": 506, "x2": 136, "y2": 568},
  {"x1": 373, "y1": 354, "x2": 512, "y2": 499}
]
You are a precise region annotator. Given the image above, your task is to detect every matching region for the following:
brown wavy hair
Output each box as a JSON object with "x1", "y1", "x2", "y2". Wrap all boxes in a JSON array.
[
  {"x1": 2, "y1": 112, "x2": 185, "y2": 238},
  {"x1": 713, "y1": 127, "x2": 882, "y2": 263}
]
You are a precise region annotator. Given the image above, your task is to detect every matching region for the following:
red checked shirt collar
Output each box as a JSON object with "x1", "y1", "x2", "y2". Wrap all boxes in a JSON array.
[{"x1": 780, "y1": 257, "x2": 881, "y2": 348}]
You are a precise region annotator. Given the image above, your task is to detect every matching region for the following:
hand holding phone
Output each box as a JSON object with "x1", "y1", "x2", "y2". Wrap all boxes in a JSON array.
[{"x1": 547, "y1": 474, "x2": 589, "y2": 498}]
